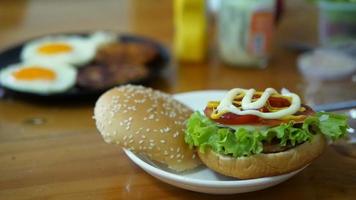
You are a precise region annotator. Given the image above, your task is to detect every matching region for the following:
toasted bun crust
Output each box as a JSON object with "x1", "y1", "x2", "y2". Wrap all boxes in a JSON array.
[
  {"x1": 94, "y1": 85, "x2": 200, "y2": 171},
  {"x1": 198, "y1": 134, "x2": 326, "y2": 179}
]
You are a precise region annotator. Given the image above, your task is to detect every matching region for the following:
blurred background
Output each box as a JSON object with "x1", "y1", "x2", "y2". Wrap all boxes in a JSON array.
[
  {"x1": 0, "y1": 0, "x2": 355, "y2": 199},
  {"x1": 2, "y1": 0, "x2": 355, "y2": 105}
]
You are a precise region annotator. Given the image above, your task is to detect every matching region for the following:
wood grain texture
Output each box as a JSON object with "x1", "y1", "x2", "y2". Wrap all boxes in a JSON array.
[{"x1": 0, "y1": 0, "x2": 355, "y2": 199}]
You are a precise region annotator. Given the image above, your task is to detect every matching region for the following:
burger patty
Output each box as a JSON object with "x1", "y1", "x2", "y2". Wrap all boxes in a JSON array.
[
  {"x1": 95, "y1": 42, "x2": 158, "y2": 66},
  {"x1": 219, "y1": 119, "x2": 315, "y2": 154},
  {"x1": 262, "y1": 141, "x2": 298, "y2": 153},
  {"x1": 261, "y1": 122, "x2": 315, "y2": 153},
  {"x1": 77, "y1": 63, "x2": 149, "y2": 90}
]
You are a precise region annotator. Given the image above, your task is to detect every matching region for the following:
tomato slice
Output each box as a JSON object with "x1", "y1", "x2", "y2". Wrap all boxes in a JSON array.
[
  {"x1": 268, "y1": 97, "x2": 290, "y2": 107},
  {"x1": 204, "y1": 107, "x2": 259, "y2": 125}
]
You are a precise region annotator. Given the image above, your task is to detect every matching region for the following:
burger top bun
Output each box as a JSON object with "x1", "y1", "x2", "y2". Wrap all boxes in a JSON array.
[{"x1": 94, "y1": 85, "x2": 200, "y2": 171}]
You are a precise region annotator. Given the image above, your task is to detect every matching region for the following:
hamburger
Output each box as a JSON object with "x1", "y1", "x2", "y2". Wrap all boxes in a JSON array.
[
  {"x1": 184, "y1": 88, "x2": 348, "y2": 179},
  {"x1": 94, "y1": 85, "x2": 200, "y2": 171}
]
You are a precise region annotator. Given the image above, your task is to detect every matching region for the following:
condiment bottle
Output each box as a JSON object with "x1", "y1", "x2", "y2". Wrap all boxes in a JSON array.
[{"x1": 174, "y1": 0, "x2": 207, "y2": 62}]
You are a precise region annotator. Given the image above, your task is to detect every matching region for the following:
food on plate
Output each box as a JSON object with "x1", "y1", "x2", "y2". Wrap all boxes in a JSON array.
[
  {"x1": 94, "y1": 42, "x2": 159, "y2": 66},
  {"x1": 20, "y1": 32, "x2": 115, "y2": 67},
  {"x1": 77, "y1": 41, "x2": 160, "y2": 90},
  {"x1": 77, "y1": 64, "x2": 148, "y2": 90},
  {"x1": 0, "y1": 31, "x2": 167, "y2": 97},
  {"x1": 94, "y1": 85, "x2": 200, "y2": 171},
  {"x1": 185, "y1": 88, "x2": 348, "y2": 179},
  {"x1": 89, "y1": 31, "x2": 117, "y2": 48},
  {"x1": 0, "y1": 61, "x2": 77, "y2": 94}
]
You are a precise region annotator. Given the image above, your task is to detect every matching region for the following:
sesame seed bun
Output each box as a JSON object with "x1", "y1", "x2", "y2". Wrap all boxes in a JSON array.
[
  {"x1": 197, "y1": 134, "x2": 326, "y2": 179},
  {"x1": 94, "y1": 85, "x2": 200, "y2": 171}
]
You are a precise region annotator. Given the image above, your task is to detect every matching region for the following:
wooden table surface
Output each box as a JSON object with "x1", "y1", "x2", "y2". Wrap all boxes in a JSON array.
[{"x1": 0, "y1": 0, "x2": 355, "y2": 199}]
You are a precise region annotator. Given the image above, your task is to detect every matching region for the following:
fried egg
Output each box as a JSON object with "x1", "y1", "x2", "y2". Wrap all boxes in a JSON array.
[
  {"x1": 0, "y1": 62, "x2": 77, "y2": 94},
  {"x1": 89, "y1": 31, "x2": 117, "y2": 48},
  {"x1": 20, "y1": 35, "x2": 96, "y2": 67},
  {"x1": 20, "y1": 32, "x2": 116, "y2": 67}
]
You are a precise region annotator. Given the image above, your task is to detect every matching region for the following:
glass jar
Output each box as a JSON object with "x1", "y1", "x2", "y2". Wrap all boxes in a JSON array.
[{"x1": 218, "y1": 0, "x2": 275, "y2": 68}]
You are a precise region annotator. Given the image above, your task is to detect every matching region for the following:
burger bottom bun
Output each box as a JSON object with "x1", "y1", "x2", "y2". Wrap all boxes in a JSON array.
[{"x1": 198, "y1": 134, "x2": 326, "y2": 179}]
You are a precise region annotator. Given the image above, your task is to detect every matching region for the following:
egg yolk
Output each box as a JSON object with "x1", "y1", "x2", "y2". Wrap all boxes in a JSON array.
[
  {"x1": 12, "y1": 66, "x2": 56, "y2": 81},
  {"x1": 37, "y1": 43, "x2": 73, "y2": 55}
]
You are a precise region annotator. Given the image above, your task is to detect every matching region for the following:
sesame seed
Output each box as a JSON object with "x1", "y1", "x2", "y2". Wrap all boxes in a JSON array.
[
  {"x1": 139, "y1": 140, "x2": 144, "y2": 144},
  {"x1": 160, "y1": 140, "x2": 166, "y2": 144}
]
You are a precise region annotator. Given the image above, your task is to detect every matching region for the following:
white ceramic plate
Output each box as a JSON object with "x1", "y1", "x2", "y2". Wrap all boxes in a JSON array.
[{"x1": 123, "y1": 90, "x2": 307, "y2": 194}]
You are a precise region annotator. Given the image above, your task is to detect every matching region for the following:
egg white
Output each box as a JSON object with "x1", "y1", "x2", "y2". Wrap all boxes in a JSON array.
[
  {"x1": 20, "y1": 32, "x2": 117, "y2": 67},
  {"x1": 0, "y1": 62, "x2": 77, "y2": 94},
  {"x1": 21, "y1": 35, "x2": 96, "y2": 67}
]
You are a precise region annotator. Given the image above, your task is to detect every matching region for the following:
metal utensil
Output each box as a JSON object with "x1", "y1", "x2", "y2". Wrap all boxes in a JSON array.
[{"x1": 313, "y1": 100, "x2": 356, "y2": 112}]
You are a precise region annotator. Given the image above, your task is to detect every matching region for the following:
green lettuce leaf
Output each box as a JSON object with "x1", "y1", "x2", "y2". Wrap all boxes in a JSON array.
[
  {"x1": 185, "y1": 111, "x2": 348, "y2": 157},
  {"x1": 303, "y1": 112, "x2": 349, "y2": 141}
]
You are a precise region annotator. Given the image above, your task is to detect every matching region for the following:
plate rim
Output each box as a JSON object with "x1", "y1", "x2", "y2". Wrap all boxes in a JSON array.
[{"x1": 124, "y1": 149, "x2": 303, "y2": 188}]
